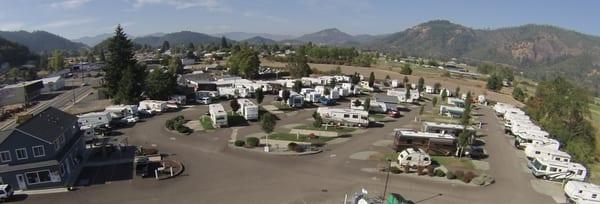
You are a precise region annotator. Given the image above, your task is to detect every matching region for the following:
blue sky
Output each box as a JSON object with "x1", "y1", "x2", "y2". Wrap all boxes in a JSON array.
[{"x1": 0, "y1": 0, "x2": 598, "y2": 39}]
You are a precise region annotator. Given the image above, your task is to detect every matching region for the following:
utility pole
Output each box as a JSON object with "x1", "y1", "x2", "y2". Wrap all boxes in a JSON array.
[{"x1": 382, "y1": 158, "x2": 392, "y2": 201}]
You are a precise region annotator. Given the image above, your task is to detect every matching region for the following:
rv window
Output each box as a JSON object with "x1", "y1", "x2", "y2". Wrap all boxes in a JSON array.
[
  {"x1": 578, "y1": 170, "x2": 584, "y2": 175},
  {"x1": 352, "y1": 115, "x2": 358, "y2": 119},
  {"x1": 555, "y1": 158, "x2": 560, "y2": 161},
  {"x1": 361, "y1": 116, "x2": 368, "y2": 120},
  {"x1": 406, "y1": 156, "x2": 412, "y2": 161},
  {"x1": 424, "y1": 158, "x2": 429, "y2": 161},
  {"x1": 535, "y1": 151, "x2": 540, "y2": 154},
  {"x1": 593, "y1": 194, "x2": 597, "y2": 199},
  {"x1": 344, "y1": 114, "x2": 350, "y2": 118},
  {"x1": 550, "y1": 167, "x2": 557, "y2": 172},
  {"x1": 406, "y1": 139, "x2": 413, "y2": 144}
]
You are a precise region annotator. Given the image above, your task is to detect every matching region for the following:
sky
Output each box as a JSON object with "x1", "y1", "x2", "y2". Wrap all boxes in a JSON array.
[{"x1": 0, "y1": 0, "x2": 598, "y2": 39}]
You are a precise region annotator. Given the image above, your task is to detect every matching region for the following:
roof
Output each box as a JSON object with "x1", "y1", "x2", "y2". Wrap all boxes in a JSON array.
[
  {"x1": 37, "y1": 76, "x2": 62, "y2": 84},
  {"x1": 15, "y1": 107, "x2": 78, "y2": 143},
  {"x1": 423, "y1": 122, "x2": 475, "y2": 131},
  {"x1": 374, "y1": 95, "x2": 399, "y2": 104},
  {"x1": 535, "y1": 158, "x2": 585, "y2": 169},
  {"x1": 182, "y1": 73, "x2": 212, "y2": 83},
  {"x1": 566, "y1": 181, "x2": 600, "y2": 192},
  {"x1": 395, "y1": 130, "x2": 456, "y2": 140},
  {"x1": 0, "y1": 130, "x2": 13, "y2": 145},
  {"x1": 1, "y1": 80, "x2": 43, "y2": 89}
]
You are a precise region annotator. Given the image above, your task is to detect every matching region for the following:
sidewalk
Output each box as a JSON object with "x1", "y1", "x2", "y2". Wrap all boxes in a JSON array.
[{"x1": 14, "y1": 187, "x2": 69, "y2": 195}]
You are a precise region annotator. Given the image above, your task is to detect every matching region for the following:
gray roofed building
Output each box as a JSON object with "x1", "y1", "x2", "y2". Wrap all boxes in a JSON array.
[{"x1": 15, "y1": 107, "x2": 78, "y2": 143}]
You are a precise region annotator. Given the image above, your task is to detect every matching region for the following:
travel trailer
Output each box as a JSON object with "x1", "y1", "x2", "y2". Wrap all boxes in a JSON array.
[
  {"x1": 525, "y1": 145, "x2": 571, "y2": 163},
  {"x1": 397, "y1": 148, "x2": 432, "y2": 168},
  {"x1": 287, "y1": 93, "x2": 305, "y2": 108},
  {"x1": 394, "y1": 130, "x2": 456, "y2": 156},
  {"x1": 350, "y1": 99, "x2": 396, "y2": 113},
  {"x1": 422, "y1": 122, "x2": 475, "y2": 137},
  {"x1": 138, "y1": 100, "x2": 168, "y2": 114},
  {"x1": 169, "y1": 95, "x2": 187, "y2": 105},
  {"x1": 439, "y1": 105, "x2": 465, "y2": 118},
  {"x1": 208, "y1": 104, "x2": 228, "y2": 128},
  {"x1": 237, "y1": 99, "x2": 258, "y2": 121},
  {"x1": 387, "y1": 89, "x2": 420, "y2": 103},
  {"x1": 196, "y1": 91, "x2": 218, "y2": 104},
  {"x1": 316, "y1": 107, "x2": 369, "y2": 127},
  {"x1": 564, "y1": 181, "x2": 600, "y2": 204},
  {"x1": 515, "y1": 134, "x2": 560, "y2": 150},
  {"x1": 303, "y1": 92, "x2": 321, "y2": 103},
  {"x1": 530, "y1": 158, "x2": 587, "y2": 181},
  {"x1": 218, "y1": 87, "x2": 251, "y2": 99},
  {"x1": 78, "y1": 112, "x2": 112, "y2": 128},
  {"x1": 105, "y1": 105, "x2": 138, "y2": 118}
]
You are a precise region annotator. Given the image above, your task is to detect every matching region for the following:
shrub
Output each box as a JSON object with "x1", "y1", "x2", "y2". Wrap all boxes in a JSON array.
[
  {"x1": 446, "y1": 171, "x2": 456, "y2": 180},
  {"x1": 234, "y1": 140, "x2": 245, "y2": 147},
  {"x1": 427, "y1": 166, "x2": 435, "y2": 177},
  {"x1": 175, "y1": 124, "x2": 192, "y2": 134},
  {"x1": 434, "y1": 169, "x2": 446, "y2": 177},
  {"x1": 463, "y1": 171, "x2": 477, "y2": 183},
  {"x1": 288, "y1": 142, "x2": 298, "y2": 151},
  {"x1": 246, "y1": 137, "x2": 260, "y2": 147},
  {"x1": 390, "y1": 166, "x2": 402, "y2": 174},
  {"x1": 454, "y1": 170, "x2": 465, "y2": 180}
]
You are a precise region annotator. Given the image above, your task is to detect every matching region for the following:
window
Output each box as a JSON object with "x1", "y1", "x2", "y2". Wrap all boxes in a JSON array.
[
  {"x1": 0, "y1": 151, "x2": 11, "y2": 162},
  {"x1": 549, "y1": 167, "x2": 557, "y2": 172},
  {"x1": 352, "y1": 115, "x2": 358, "y2": 119},
  {"x1": 406, "y1": 156, "x2": 412, "y2": 161},
  {"x1": 15, "y1": 148, "x2": 27, "y2": 160},
  {"x1": 577, "y1": 170, "x2": 584, "y2": 175},
  {"x1": 25, "y1": 170, "x2": 52, "y2": 184},
  {"x1": 593, "y1": 194, "x2": 597, "y2": 199},
  {"x1": 343, "y1": 114, "x2": 350, "y2": 118},
  {"x1": 534, "y1": 151, "x2": 540, "y2": 154},
  {"x1": 32, "y1": 146, "x2": 45, "y2": 157}
]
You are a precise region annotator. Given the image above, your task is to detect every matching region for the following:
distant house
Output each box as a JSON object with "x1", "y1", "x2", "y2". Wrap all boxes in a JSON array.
[
  {"x1": 0, "y1": 107, "x2": 86, "y2": 190},
  {"x1": 181, "y1": 58, "x2": 196, "y2": 66},
  {"x1": 0, "y1": 81, "x2": 44, "y2": 106}
]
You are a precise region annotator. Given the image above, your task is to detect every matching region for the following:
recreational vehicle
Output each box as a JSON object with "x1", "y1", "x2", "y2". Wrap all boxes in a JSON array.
[
  {"x1": 391, "y1": 80, "x2": 400, "y2": 88},
  {"x1": 530, "y1": 158, "x2": 586, "y2": 181},
  {"x1": 422, "y1": 122, "x2": 475, "y2": 137},
  {"x1": 288, "y1": 94, "x2": 305, "y2": 108},
  {"x1": 316, "y1": 107, "x2": 369, "y2": 127},
  {"x1": 169, "y1": 95, "x2": 187, "y2": 105},
  {"x1": 397, "y1": 148, "x2": 432, "y2": 168},
  {"x1": 78, "y1": 112, "x2": 112, "y2": 128},
  {"x1": 387, "y1": 89, "x2": 420, "y2": 103},
  {"x1": 218, "y1": 87, "x2": 252, "y2": 99},
  {"x1": 525, "y1": 145, "x2": 571, "y2": 163},
  {"x1": 439, "y1": 105, "x2": 465, "y2": 118},
  {"x1": 304, "y1": 92, "x2": 321, "y2": 103},
  {"x1": 350, "y1": 99, "x2": 395, "y2": 113},
  {"x1": 447, "y1": 98, "x2": 466, "y2": 108},
  {"x1": 208, "y1": 104, "x2": 228, "y2": 128},
  {"x1": 515, "y1": 134, "x2": 560, "y2": 150},
  {"x1": 237, "y1": 99, "x2": 258, "y2": 121},
  {"x1": 105, "y1": 105, "x2": 138, "y2": 118},
  {"x1": 394, "y1": 130, "x2": 456, "y2": 156},
  {"x1": 425, "y1": 86, "x2": 434, "y2": 94},
  {"x1": 564, "y1": 181, "x2": 600, "y2": 204},
  {"x1": 138, "y1": 100, "x2": 168, "y2": 114}
]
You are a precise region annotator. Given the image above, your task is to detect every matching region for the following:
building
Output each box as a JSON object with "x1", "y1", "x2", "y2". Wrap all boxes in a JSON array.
[
  {"x1": 35, "y1": 76, "x2": 65, "y2": 93},
  {"x1": 0, "y1": 107, "x2": 86, "y2": 190},
  {"x1": 0, "y1": 81, "x2": 43, "y2": 106}
]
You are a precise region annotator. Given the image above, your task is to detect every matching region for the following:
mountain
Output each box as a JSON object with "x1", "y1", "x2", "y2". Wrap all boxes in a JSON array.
[
  {"x1": 214, "y1": 32, "x2": 294, "y2": 41},
  {"x1": 0, "y1": 36, "x2": 36, "y2": 67},
  {"x1": 73, "y1": 33, "x2": 112, "y2": 47},
  {"x1": 133, "y1": 31, "x2": 224, "y2": 47},
  {"x1": 366, "y1": 20, "x2": 600, "y2": 95},
  {"x1": 241, "y1": 36, "x2": 277, "y2": 45},
  {"x1": 0, "y1": 31, "x2": 87, "y2": 53},
  {"x1": 295, "y1": 28, "x2": 357, "y2": 45}
]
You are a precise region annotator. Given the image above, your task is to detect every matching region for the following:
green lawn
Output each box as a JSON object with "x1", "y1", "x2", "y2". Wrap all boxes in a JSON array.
[
  {"x1": 265, "y1": 132, "x2": 336, "y2": 143},
  {"x1": 272, "y1": 101, "x2": 293, "y2": 111},
  {"x1": 199, "y1": 116, "x2": 214, "y2": 130},
  {"x1": 431, "y1": 156, "x2": 477, "y2": 171},
  {"x1": 294, "y1": 124, "x2": 356, "y2": 133}
]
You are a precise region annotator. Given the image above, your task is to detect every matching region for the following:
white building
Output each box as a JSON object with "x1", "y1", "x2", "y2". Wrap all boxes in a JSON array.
[{"x1": 35, "y1": 76, "x2": 65, "y2": 92}]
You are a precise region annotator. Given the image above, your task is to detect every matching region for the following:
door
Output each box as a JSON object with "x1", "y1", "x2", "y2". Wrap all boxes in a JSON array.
[{"x1": 15, "y1": 174, "x2": 26, "y2": 190}]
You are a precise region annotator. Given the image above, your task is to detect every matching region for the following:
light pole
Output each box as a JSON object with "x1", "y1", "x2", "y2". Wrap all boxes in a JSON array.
[{"x1": 382, "y1": 158, "x2": 392, "y2": 200}]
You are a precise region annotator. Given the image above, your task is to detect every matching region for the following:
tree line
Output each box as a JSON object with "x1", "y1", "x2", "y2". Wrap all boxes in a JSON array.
[{"x1": 266, "y1": 44, "x2": 375, "y2": 67}]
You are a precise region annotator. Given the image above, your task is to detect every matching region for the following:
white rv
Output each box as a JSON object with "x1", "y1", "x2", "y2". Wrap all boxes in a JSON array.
[
  {"x1": 304, "y1": 92, "x2": 321, "y2": 103},
  {"x1": 425, "y1": 85, "x2": 434, "y2": 94},
  {"x1": 397, "y1": 148, "x2": 432, "y2": 168},
  {"x1": 530, "y1": 158, "x2": 587, "y2": 181},
  {"x1": 525, "y1": 145, "x2": 571, "y2": 163},
  {"x1": 138, "y1": 100, "x2": 168, "y2": 114},
  {"x1": 208, "y1": 104, "x2": 228, "y2": 128},
  {"x1": 515, "y1": 134, "x2": 560, "y2": 150},
  {"x1": 350, "y1": 99, "x2": 395, "y2": 113},
  {"x1": 316, "y1": 107, "x2": 369, "y2": 127},
  {"x1": 105, "y1": 105, "x2": 138, "y2": 118},
  {"x1": 78, "y1": 112, "x2": 112, "y2": 128},
  {"x1": 237, "y1": 99, "x2": 259, "y2": 121},
  {"x1": 564, "y1": 181, "x2": 600, "y2": 204},
  {"x1": 391, "y1": 80, "x2": 400, "y2": 88},
  {"x1": 422, "y1": 122, "x2": 475, "y2": 137},
  {"x1": 439, "y1": 105, "x2": 465, "y2": 118},
  {"x1": 287, "y1": 94, "x2": 305, "y2": 108},
  {"x1": 218, "y1": 87, "x2": 251, "y2": 99},
  {"x1": 387, "y1": 89, "x2": 420, "y2": 103}
]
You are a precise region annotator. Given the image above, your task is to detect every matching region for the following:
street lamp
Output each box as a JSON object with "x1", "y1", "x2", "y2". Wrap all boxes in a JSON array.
[{"x1": 382, "y1": 158, "x2": 392, "y2": 200}]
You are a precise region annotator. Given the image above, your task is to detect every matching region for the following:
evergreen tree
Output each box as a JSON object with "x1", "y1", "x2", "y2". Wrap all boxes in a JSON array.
[
  {"x1": 292, "y1": 80, "x2": 302, "y2": 93},
  {"x1": 168, "y1": 56, "x2": 184, "y2": 74},
  {"x1": 405, "y1": 87, "x2": 411, "y2": 102},
  {"x1": 363, "y1": 98, "x2": 371, "y2": 112},
  {"x1": 99, "y1": 50, "x2": 106, "y2": 62},
  {"x1": 432, "y1": 97, "x2": 438, "y2": 107},
  {"x1": 38, "y1": 53, "x2": 48, "y2": 70},
  {"x1": 417, "y1": 77, "x2": 425, "y2": 92},
  {"x1": 230, "y1": 99, "x2": 240, "y2": 112},
  {"x1": 220, "y1": 36, "x2": 229, "y2": 49},
  {"x1": 403, "y1": 76, "x2": 409, "y2": 85},
  {"x1": 145, "y1": 69, "x2": 176, "y2": 100},
  {"x1": 512, "y1": 86, "x2": 527, "y2": 102},
  {"x1": 350, "y1": 72, "x2": 361, "y2": 85},
  {"x1": 368, "y1": 72, "x2": 375, "y2": 87},
  {"x1": 261, "y1": 113, "x2": 276, "y2": 134},
  {"x1": 104, "y1": 25, "x2": 144, "y2": 104},
  {"x1": 486, "y1": 74, "x2": 503, "y2": 91},
  {"x1": 455, "y1": 86, "x2": 461, "y2": 97},
  {"x1": 433, "y1": 82, "x2": 442, "y2": 94},
  {"x1": 161, "y1": 41, "x2": 170, "y2": 52},
  {"x1": 114, "y1": 64, "x2": 146, "y2": 104},
  {"x1": 255, "y1": 88, "x2": 264, "y2": 104}
]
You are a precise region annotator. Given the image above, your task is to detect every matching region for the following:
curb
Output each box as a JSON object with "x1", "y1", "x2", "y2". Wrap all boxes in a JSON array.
[{"x1": 228, "y1": 144, "x2": 322, "y2": 156}]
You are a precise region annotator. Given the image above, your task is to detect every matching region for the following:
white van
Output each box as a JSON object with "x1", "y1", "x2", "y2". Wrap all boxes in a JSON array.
[
  {"x1": 530, "y1": 158, "x2": 587, "y2": 181},
  {"x1": 564, "y1": 181, "x2": 600, "y2": 204},
  {"x1": 397, "y1": 148, "x2": 431, "y2": 168}
]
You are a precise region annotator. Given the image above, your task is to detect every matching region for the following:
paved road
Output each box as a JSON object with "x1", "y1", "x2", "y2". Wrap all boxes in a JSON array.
[{"x1": 20, "y1": 99, "x2": 555, "y2": 204}]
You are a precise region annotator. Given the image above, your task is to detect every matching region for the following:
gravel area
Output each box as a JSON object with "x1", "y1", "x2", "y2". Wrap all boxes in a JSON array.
[{"x1": 350, "y1": 151, "x2": 379, "y2": 160}]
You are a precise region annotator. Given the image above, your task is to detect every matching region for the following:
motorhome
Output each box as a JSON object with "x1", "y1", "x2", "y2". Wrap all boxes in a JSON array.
[
  {"x1": 78, "y1": 111, "x2": 112, "y2": 128},
  {"x1": 387, "y1": 89, "x2": 420, "y2": 103},
  {"x1": 422, "y1": 122, "x2": 475, "y2": 137},
  {"x1": 439, "y1": 105, "x2": 465, "y2": 118},
  {"x1": 218, "y1": 87, "x2": 251, "y2": 99},
  {"x1": 287, "y1": 93, "x2": 305, "y2": 108},
  {"x1": 515, "y1": 134, "x2": 560, "y2": 150},
  {"x1": 304, "y1": 92, "x2": 321, "y2": 103},
  {"x1": 525, "y1": 145, "x2": 571, "y2": 163},
  {"x1": 397, "y1": 148, "x2": 432, "y2": 168},
  {"x1": 237, "y1": 99, "x2": 258, "y2": 121},
  {"x1": 394, "y1": 130, "x2": 456, "y2": 156},
  {"x1": 447, "y1": 97, "x2": 466, "y2": 108},
  {"x1": 391, "y1": 80, "x2": 400, "y2": 88},
  {"x1": 316, "y1": 107, "x2": 369, "y2": 127},
  {"x1": 477, "y1": 95, "x2": 486, "y2": 104},
  {"x1": 138, "y1": 100, "x2": 168, "y2": 114},
  {"x1": 564, "y1": 181, "x2": 600, "y2": 204},
  {"x1": 425, "y1": 85, "x2": 434, "y2": 94},
  {"x1": 105, "y1": 105, "x2": 138, "y2": 118},
  {"x1": 530, "y1": 158, "x2": 586, "y2": 181},
  {"x1": 208, "y1": 104, "x2": 228, "y2": 128}
]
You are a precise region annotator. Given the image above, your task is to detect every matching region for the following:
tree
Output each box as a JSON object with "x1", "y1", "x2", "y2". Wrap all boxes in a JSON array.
[
  {"x1": 288, "y1": 48, "x2": 312, "y2": 78},
  {"x1": 220, "y1": 36, "x2": 229, "y2": 49},
  {"x1": 145, "y1": 69, "x2": 176, "y2": 100},
  {"x1": 161, "y1": 41, "x2": 170, "y2": 52},
  {"x1": 363, "y1": 98, "x2": 371, "y2": 112},
  {"x1": 323, "y1": 88, "x2": 330, "y2": 96},
  {"x1": 230, "y1": 99, "x2": 240, "y2": 112},
  {"x1": 400, "y1": 63, "x2": 412, "y2": 75},
  {"x1": 261, "y1": 113, "x2": 276, "y2": 134},
  {"x1": 385, "y1": 75, "x2": 391, "y2": 81},
  {"x1": 312, "y1": 111, "x2": 323, "y2": 128},
  {"x1": 281, "y1": 89, "x2": 291, "y2": 104},
  {"x1": 454, "y1": 86, "x2": 461, "y2": 97},
  {"x1": 417, "y1": 77, "x2": 425, "y2": 93},
  {"x1": 168, "y1": 56, "x2": 184, "y2": 74},
  {"x1": 104, "y1": 25, "x2": 144, "y2": 103},
  {"x1": 49, "y1": 50, "x2": 65, "y2": 71},
  {"x1": 350, "y1": 72, "x2": 361, "y2": 85},
  {"x1": 486, "y1": 74, "x2": 503, "y2": 91},
  {"x1": 292, "y1": 80, "x2": 302, "y2": 93},
  {"x1": 38, "y1": 53, "x2": 48, "y2": 70},
  {"x1": 114, "y1": 64, "x2": 146, "y2": 104},
  {"x1": 441, "y1": 89, "x2": 448, "y2": 101},
  {"x1": 432, "y1": 97, "x2": 438, "y2": 107},
  {"x1": 99, "y1": 50, "x2": 106, "y2": 62},
  {"x1": 403, "y1": 76, "x2": 409, "y2": 85},
  {"x1": 512, "y1": 86, "x2": 527, "y2": 102},
  {"x1": 255, "y1": 88, "x2": 264, "y2": 104},
  {"x1": 228, "y1": 46, "x2": 260, "y2": 79},
  {"x1": 433, "y1": 82, "x2": 442, "y2": 94},
  {"x1": 368, "y1": 72, "x2": 375, "y2": 87},
  {"x1": 405, "y1": 87, "x2": 411, "y2": 102}
]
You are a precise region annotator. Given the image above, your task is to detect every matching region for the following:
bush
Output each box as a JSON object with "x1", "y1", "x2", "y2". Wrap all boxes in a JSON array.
[
  {"x1": 454, "y1": 170, "x2": 465, "y2": 180},
  {"x1": 446, "y1": 171, "x2": 456, "y2": 180},
  {"x1": 234, "y1": 140, "x2": 245, "y2": 147},
  {"x1": 176, "y1": 125, "x2": 192, "y2": 134},
  {"x1": 246, "y1": 137, "x2": 260, "y2": 147},
  {"x1": 427, "y1": 166, "x2": 435, "y2": 177},
  {"x1": 390, "y1": 166, "x2": 402, "y2": 174},
  {"x1": 463, "y1": 171, "x2": 477, "y2": 183},
  {"x1": 288, "y1": 142, "x2": 298, "y2": 151},
  {"x1": 471, "y1": 174, "x2": 495, "y2": 186},
  {"x1": 434, "y1": 169, "x2": 446, "y2": 177}
]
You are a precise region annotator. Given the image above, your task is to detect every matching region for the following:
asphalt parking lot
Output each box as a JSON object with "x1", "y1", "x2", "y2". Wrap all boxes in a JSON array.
[{"x1": 18, "y1": 95, "x2": 557, "y2": 204}]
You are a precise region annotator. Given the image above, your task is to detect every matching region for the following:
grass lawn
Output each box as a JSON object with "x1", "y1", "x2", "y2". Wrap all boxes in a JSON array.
[
  {"x1": 431, "y1": 156, "x2": 477, "y2": 172},
  {"x1": 294, "y1": 124, "x2": 356, "y2": 133},
  {"x1": 272, "y1": 101, "x2": 294, "y2": 111},
  {"x1": 369, "y1": 113, "x2": 387, "y2": 120},
  {"x1": 199, "y1": 116, "x2": 214, "y2": 130},
  {"x1": 266, "y1": 132, "x2": 335, "y2": 143}
]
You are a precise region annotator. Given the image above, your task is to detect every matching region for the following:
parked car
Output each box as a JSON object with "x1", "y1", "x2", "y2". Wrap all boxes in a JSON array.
[
  {"x1": 388, "y1": 110, "x2": 400, "y2": 118},
  {"x1": 464, "y1": 146, "x2": 488, "y2": 159},
  {"x1": 0, "y1": 184, "x2": 13, "y2": 202}
]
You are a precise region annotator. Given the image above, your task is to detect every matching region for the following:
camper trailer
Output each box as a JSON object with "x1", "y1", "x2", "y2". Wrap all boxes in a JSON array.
[
  {"x1": 304, "y1": 92, "x2": 321, "y2": 103},
  {"x1": 422, "y1": 122, "x2": 475, "y2": 137},
  {"x1": 350, "y1": 99, "x2": 395, "y2": 113},
  {"x1": 425, "y1": 86, "x2": 434, "y2": 94},
  {"x1": 515, "y1": 134, "x2": 560, "y2": 150},
  {"x1": 530, "y1": 158, "x2": 587, "y2": 181},
  {"x1": 564, "y1": 181, "x2": 600, "y2": 204},
  {"x1": 447, "y1": 98, "x2": 466, "y2": 108},
  {"x1": 288, "y1": 94, "x2": 305, "y2": 108},
  {"x1": 169, "y1": 95, "x2": 187, "y2": 105},
  {"x1": 391, "y1": 80, "x2": 400, "y2": 88},
  {"x1": 439, "y1": 105, "x2": 465, "y2": 118},
  {"x1": 237, "y1": 99, "x2": 258, "y2": 121},
  {"x1": 218, "y1": 87, "x2": 251, "y2": 99},
  {"x1": 394, "y1": 130, "x2": 456, "y2": 156},
  {"x1": 105, "y1": 105, "x2": 138, "y2": 118},
  {"x1": 397, "y1": 148, "x2": 432, "y2": 168},
  {"x1": 525, "y1": 145, "x2": 571, "y2": 163},
  {"x1": 138, "y1": 100, "x2": 168, "y2": 114},
  {"x1": 208, "y1": 104, "x2": 228, "y2": 128},
  {"x1": 316, "y1": 107, "x2": 369, "y2": 127},
  {"x1": 78, "y1": 112, "x2": 112, "y2": 128}
]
